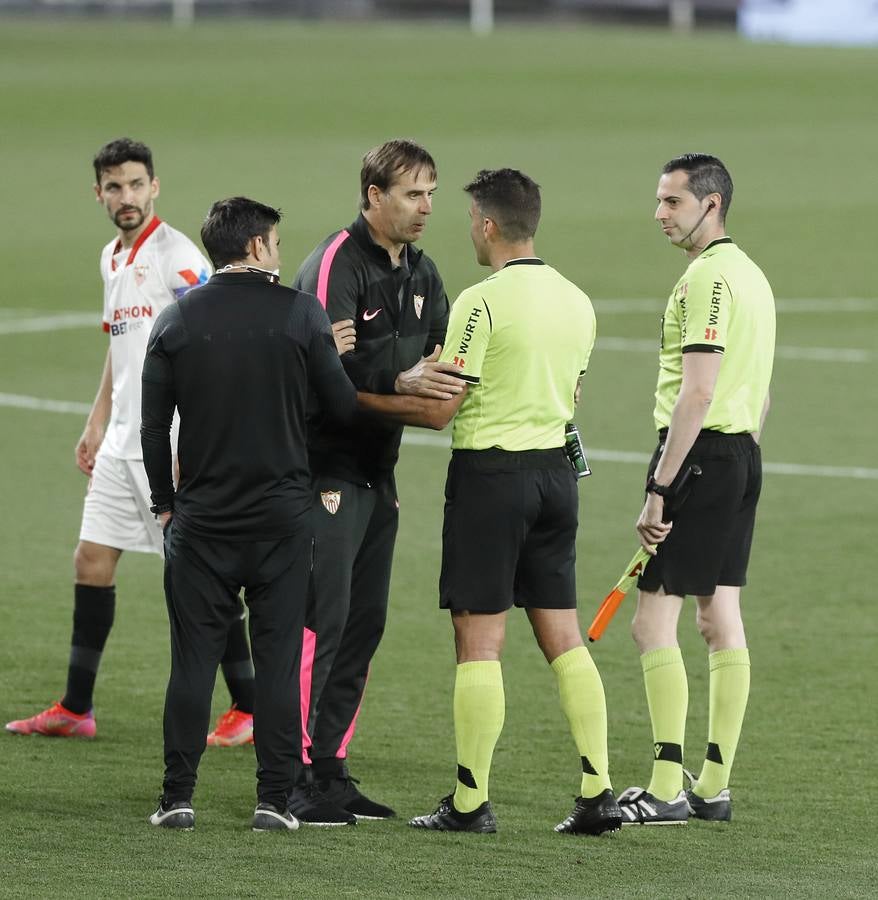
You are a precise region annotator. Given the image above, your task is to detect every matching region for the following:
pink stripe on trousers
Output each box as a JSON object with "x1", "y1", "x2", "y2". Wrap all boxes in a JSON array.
[
  {"x1": 299, "y1": 627, "x2": 317, "y2": 764},
  {"x1": 335, "y1": 666, "x2": 369, "y2": 759}
]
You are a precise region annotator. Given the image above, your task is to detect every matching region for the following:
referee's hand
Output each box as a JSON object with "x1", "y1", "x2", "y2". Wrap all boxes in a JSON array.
[
  {"x1": 394, "y1": 345, "x2": 465, "y2": 400},
  {"x1": 636, "y1": 494, "x2": 672, "y2": 554}
]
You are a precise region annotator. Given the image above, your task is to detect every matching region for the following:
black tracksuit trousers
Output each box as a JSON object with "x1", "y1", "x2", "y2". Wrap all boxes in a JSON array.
[
  {"x1": 302, "y1": 475, "x2": 398, "y2": 770},
  {"x1": 161, "y1": 521, "x2": 310, "y2": 810}
]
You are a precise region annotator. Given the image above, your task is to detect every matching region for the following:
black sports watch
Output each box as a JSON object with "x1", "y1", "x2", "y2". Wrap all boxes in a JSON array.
[{"x1": 645, "y1": 476, "x2": 673, "y2": 498}]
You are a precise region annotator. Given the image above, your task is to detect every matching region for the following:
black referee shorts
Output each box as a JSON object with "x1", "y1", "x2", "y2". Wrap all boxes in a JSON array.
[
  {"x1": 638, "y1": 430, "x2": 762, "y2": 598},
  {"x1": 439, "y1": 448, "x2": 578, "y2": 613}
]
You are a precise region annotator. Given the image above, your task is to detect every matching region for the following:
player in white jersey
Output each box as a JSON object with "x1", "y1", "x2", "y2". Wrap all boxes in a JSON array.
[{"x1": 6, "y1": 139, "x2": 255, "y2": 744}]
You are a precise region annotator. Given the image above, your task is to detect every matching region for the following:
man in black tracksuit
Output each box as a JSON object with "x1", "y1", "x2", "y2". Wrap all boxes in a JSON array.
[
  {"x1": 141, "y1": 197, "x2": 357, "y2": 832},
  {"x1": 291, "y1": 140, "x2": 463, "y2": 822}
]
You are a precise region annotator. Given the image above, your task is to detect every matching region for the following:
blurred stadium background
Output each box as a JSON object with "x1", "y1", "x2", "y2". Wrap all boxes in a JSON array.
[
  {"x1": 1, "y1": 1, "x2": 876, "y2": 897},
  {"x1": 3, "y1": 0, "x2": 878, "y2": 43}
]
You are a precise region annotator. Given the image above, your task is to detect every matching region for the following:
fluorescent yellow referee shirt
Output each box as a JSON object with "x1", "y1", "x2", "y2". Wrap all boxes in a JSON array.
[
  {"x1": 439, "y1": 259, "x2": 596, "y2": 451},
  {"x1": 654, "y1": 238, "x2": 775, "y2": 434}
]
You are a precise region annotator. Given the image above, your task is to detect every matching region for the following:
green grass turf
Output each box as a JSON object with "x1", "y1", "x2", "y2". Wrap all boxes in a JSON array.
[{"x1": 1, "y1": 18, "x2": 876, "y2": 899}]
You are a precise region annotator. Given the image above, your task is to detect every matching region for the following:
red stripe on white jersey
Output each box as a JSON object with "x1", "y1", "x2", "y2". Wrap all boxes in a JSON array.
[{"x1": 110, "y1": 216, "x2": 163, "y2": 271}]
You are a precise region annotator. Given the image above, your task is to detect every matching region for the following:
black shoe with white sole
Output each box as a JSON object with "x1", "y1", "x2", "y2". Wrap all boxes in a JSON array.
[
  {"x1": 617, "y1": 787, "x2": 688, "y2": 825},
  {"x1": 287, "y1": 783, "x2": 356, "y2": 826},
  {"x1": 252, "y1": 802, "x2": 299, "y2": 832},
  {"x1": 149, "y1": 798, "x2": 195, "y2": 830},
  {"x1": 317, "y1": 774, "x2": 395, "y2": 820}
]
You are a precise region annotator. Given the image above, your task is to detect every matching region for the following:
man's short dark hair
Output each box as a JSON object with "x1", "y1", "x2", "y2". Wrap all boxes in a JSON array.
[
  {"x1": 93, "y1": 137, "x2": 154, "y2": 182},
  {"x1": 464, "y1": 168, "x2": 541, "y2": 242},
  {"x1": 200, "y1": 197, "x2": 282, "y2": 269},
  {"x1": 663, "y1": 153, "x2": 733, "y2": 220},
  {"x1": 360, "y1": 139, "x2": 436, "y2": 210}
]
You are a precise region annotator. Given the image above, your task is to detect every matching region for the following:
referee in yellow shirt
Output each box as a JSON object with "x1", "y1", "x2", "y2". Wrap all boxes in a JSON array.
[
  {"x1": 362, "y1": 168, "x2": 622, "y2": 836},
  {"x1": 616, "y1": 154, "x2": 775, "y2": 826}
]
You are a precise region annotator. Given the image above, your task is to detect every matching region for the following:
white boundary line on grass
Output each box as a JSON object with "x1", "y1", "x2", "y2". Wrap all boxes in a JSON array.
[
  {"x1": 2, "y1": 297, "x2": 875, "y2": 324},
  {"x1": 0, "y1": 313, "x2": 99, "y2": 335},
  {"x1": 595, "y1": 337, "x2": 873, "y2": 363},
  {"x1": 0, "y1": 393, "x2": 92, "y2": 415},
  {"x1": 592, "y1": 298, "x2": 877, "y2": 314},
  {"x1": 399, "y1": 432, "x2": 876, "y2": 479},
  {"x1": 403, "y1": 432, "x2": 878, "y2": 480},
  {"x1": 3, "y1": 392, "x2": 875, "y2": 480},
  {"x1": 0, "y1": 310, "x2": 873, "y2": 363}
]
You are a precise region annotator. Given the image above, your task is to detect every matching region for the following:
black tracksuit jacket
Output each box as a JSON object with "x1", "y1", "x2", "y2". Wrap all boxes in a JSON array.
[
  {"x1": 140, "y1": 273, "x2": 357, "y2": 540},
  {"x1": 293, "y1": 214, "x2": 449, "y2": 485}
]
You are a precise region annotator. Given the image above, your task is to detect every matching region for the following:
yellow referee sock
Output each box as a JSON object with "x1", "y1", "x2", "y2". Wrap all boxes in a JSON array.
[
  {"x1": 642, "y1": 647, "x2": 688, "y2": 802},
  {"x1": 551, "y1": 646, "x2": 612, "y2": 798},
  {"x1": 695, "y1": 648, "x2": 751, "y2": 798},
  {"x1": 452, "y1": 660, "x2": 505, "y2": 814}
]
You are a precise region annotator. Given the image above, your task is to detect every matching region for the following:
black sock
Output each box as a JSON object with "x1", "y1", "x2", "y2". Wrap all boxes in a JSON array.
[
  {"x1": 62, "y1": 584, "x2": 115, "y2": 715},
  {"x1": 220, "y1": 612, "x2": 254, "y2": 714},
  {"x1": 312, "y1": 757, "x2": 347, "y2": 781}
]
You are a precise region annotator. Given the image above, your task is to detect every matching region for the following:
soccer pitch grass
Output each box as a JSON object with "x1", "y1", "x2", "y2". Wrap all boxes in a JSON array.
[{"x1": 1, "y1": 18, "x2": 876, "y2": 898}]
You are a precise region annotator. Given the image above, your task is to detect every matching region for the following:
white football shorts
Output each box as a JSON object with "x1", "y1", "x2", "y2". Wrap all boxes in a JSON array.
[{"x1": 79, "y1": 451, "x2": 164, "y2": 555}]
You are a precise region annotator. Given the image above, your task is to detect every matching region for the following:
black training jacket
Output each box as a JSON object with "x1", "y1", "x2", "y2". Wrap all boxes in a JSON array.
[
  {"x1": 293, "y1": 214, "x2": 449, "y2": 484},
  {"x1": 141, "y1": 273, "x2": 357, "y2": 541}
]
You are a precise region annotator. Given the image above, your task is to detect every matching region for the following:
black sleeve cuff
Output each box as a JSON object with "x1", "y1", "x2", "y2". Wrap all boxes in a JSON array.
[
  {"x1": 377, "y1": 369, "x2": 399, "y2": 394},
  {"x1": 682, "y1": 344, "x2": 724, "y2": 354}
]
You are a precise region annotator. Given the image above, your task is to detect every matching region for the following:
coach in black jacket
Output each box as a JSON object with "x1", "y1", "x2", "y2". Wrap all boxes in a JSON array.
[
  {"x1": 142, "y1": 197, "x2": 357, "y2": 832},
  {"x1": 290, "y1": 139, "x2": 463, "y2": 823}
]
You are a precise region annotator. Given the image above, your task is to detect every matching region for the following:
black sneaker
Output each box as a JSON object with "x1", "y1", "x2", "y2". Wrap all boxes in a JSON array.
[
  {"x1": 317, "y1": 773, "x2": 396, "y2": 820},
  {"x1": 287, "y1": 783, "x2": 356, "y2": 826},
  {"x1": 555, "y1": 789, "x2": 623, "y2": 835},
  {"x1": 149, "y1": 798, "x2": 195, "y2": 830},
  {"x1": 617, "y1": 787, "x2": 688, "y2": 825},
  {"x1": 252, "y1": 802, "x2": 299, "y2": 832},
  {"x1": 409, "y1": 795, "x2": 497, "y2": 833}
]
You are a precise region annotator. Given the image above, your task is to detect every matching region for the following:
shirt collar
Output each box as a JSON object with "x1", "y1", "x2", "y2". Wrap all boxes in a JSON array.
[
  {"x1": 502, "y1": 257, "x2": 545, "y2": 268},
  {"x1": 702, "y1": 237, "x2": 734, "y2": 252}
]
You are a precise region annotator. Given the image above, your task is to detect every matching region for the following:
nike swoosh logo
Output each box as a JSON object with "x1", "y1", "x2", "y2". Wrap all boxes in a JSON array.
[{"x1": 362, "y1": 309, "x2": 382, "y2": 321}]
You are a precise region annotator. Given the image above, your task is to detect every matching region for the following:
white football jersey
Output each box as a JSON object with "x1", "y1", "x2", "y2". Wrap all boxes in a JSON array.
[{"x1": 99, "y1": 217, "x2": 210, "y2": 459}]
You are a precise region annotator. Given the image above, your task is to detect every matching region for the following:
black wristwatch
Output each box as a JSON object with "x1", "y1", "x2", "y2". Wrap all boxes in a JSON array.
[{"x1": 645, "y1": 476, "x2": 673, "y2": 498}]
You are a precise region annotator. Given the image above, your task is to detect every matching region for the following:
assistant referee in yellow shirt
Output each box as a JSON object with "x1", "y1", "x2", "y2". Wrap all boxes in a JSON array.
[{"x1": 616, "y1": 154, "x2": 775, "y2": 827}]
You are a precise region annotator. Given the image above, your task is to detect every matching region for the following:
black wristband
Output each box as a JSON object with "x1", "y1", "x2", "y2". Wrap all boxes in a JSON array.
[{"x1": 645, "y1": 476, "x2": 673, "y2": 498}]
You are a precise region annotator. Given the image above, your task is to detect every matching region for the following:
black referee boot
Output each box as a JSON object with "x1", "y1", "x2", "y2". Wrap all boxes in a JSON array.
[
  {"x1": 554, "y1": 789, "x2": 622, "y2": 835},
  {"x1": 683, "y1": 767, "x2": 732, "y2": 821},
  {"x1": 409, "y1": 794, "x2": 497, "y2": 834}
]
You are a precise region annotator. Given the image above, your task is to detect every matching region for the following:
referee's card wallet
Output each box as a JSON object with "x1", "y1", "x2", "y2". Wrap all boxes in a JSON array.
[{"x1": 564, "y1": 423, "x2": 591, "y2": 480}]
